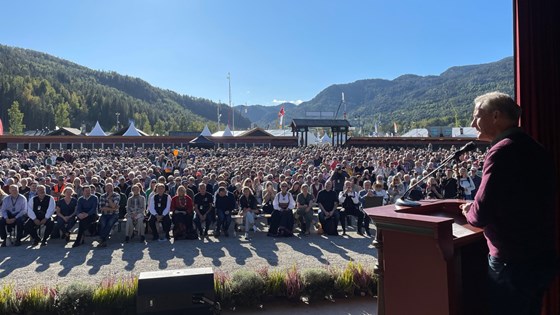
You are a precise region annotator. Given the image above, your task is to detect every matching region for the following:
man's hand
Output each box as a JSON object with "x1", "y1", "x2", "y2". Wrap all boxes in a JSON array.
[
  {"x1": 6, "y1": 218, "x2": 15, "y2": 225},
  {"x1": 460, "y1": 203, "x2": 472, "y2": 217},
  {"x1": 40, "y1": 219, "x2": 47, "y2": 225},
  {"x1": 34, "y1": 219, "x2": 41, "y2": 226},
  {"x1": 78, "y1": 213, "x2": 88, "y2": 220}
]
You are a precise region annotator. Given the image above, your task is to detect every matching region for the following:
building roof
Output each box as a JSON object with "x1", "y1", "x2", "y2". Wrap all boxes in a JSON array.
[
  {"x1": 236, "y1": 127, "x2": 273, "y2": 137},
  {"x1": 290, "y1": 119, "x2": 351, "y2": 129},
  {"x1": 47, "y1": 127, "x2": 83, "y2": 136},
  {"x1": 264, "y1": 129, "x2": 291, "y2": 137}
]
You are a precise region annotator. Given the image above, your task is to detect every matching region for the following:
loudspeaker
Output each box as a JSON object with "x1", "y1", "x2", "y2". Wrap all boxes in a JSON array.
[{"x1": 137, "y1": 267, "x2": 217, "y2": 314}]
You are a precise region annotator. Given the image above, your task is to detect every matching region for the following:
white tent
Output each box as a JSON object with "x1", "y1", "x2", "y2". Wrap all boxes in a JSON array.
[
  {"x1": 200, "y1": 124, "x2": 212, "y2": 137},
  {"x1": 320, "y1": 133, "x2": 332, "y2": 144},
  {"x1": 122, "y1": 121, "x2": 142, "y2": 136},
  {"x1": 87, "y1": 121, "x2": 107, "y2": 136},
  {"x1": 221, "y1": 125, "x2": 234, "y2": 137}
]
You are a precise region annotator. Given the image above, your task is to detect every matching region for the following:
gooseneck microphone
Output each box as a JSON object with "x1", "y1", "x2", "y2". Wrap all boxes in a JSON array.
[
  {"x1": 395, "y1": 141, "x2": 477, "y2": 207},
  {"x1": 452, "y1": 141, "x2": 478, "y2": 159}
]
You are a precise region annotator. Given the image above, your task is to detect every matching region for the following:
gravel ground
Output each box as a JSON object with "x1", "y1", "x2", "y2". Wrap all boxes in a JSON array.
[{"x1": 0, "y1": 224, "x2": 377, "y2": 289}]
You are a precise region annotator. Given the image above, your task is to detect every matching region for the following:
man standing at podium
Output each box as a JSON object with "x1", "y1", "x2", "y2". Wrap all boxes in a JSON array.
[{"x1": 462, "y1": 92, "x2": 558, "y2": 315}]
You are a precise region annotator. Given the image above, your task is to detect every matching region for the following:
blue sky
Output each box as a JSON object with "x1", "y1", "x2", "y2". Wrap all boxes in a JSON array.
[{"x1": 0, "y1": 0, "x2": 512, "y2": 106}]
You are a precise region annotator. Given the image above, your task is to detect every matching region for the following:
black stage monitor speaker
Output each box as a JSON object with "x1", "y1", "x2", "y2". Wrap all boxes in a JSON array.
[{"x1": 137, "y1": 267, "x2": 218, "y2": 314}]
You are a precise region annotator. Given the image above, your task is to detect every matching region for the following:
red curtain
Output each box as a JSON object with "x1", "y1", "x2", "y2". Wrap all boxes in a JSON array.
[{"x1": 514, "y1": 0, "x2": 560, "y2": 314}]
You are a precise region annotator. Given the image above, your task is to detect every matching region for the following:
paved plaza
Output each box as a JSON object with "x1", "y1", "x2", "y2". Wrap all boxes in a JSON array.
[{"x1": 0, "y1": 224, "x2": 378, "y2": 290}]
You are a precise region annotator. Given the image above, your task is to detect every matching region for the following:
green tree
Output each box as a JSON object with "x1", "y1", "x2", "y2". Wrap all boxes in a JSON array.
[
  {"x1": 153, "y1": 119, "x2": 166, "y2": 136},
  {"x1": 54, "y1": 101, "x2": 71, "y2": 127},
  {"x1": 133, "y1": 112, "x2": 152, "y2": 134},
  {"x1": 8, "y1": 101, "x2": 25, "y2": 134}
]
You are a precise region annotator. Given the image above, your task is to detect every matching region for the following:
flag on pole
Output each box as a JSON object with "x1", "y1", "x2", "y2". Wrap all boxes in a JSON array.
[
  {"x1": 278, "y1": 106, "x2": 285, "y2": 127},
  {"x1": 393, "y1": 122, "x2": 398, "y2": 133},
  {"x1": 0, "y1": 118, "x2": 3, "y2": 135}
]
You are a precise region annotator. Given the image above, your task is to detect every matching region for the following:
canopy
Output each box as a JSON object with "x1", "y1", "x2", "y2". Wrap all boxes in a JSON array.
[
  {"x1": 222, "y1": 125, "x2": 234, "y2": 137},
  {"x1": 122, "y1": 121, "x2": 142, "y2": 136},
  {"x1": 189, "y1": 135, "x2": 215, "y2": 148},
  {"x1": 88, "y1": 121, "x2": 107, "y2": 136},
  {"x1": 200, "y1": 124, "x2": 212, "y2": 136}
]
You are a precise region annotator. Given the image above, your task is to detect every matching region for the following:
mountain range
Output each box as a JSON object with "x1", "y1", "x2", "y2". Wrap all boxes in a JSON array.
[
  {"x1": 0, "y1": 44, "x2": 513, "y2": 135},
  {"x1": 238, "y1": 57, "x2": 513, "y2": 133}
]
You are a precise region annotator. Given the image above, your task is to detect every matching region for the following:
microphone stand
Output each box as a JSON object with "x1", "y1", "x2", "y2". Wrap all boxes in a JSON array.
[
  {"x1": 454, "y1": 162, "x2": 465, "y2": 200},
  {"x1": 395, "y1": 151, "x2": 462, "y2": 207}
]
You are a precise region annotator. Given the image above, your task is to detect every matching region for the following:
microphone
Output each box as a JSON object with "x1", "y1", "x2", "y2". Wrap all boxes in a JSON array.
[
  {"x1": 452, "y1": 141, "x2": 477, "y2": 159},
  {"x1": 395, "y1": 141, "x2": 477, "y2": 208}
]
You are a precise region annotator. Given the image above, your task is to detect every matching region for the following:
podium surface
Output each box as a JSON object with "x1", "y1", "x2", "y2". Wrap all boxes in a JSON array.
[{"x1": 365, "y1": 200, "x2": 488, "y2": 315}]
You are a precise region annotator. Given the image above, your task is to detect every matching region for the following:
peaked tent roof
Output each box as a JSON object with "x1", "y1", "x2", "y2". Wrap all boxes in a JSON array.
[
  {"x1": 222, "y1": 125, "x2": 234, "y2": 137},
  {"x1": 123, "y1": 122, "x2": 142, "y2": 136},
  {"x1": 112, "y1": 122, "x2": 150, "y2": 136},
  {"x1": 189, "y1": 135, "x2": 215, "y2": 148},
  {"x1": 88, "y1": 121, "x2": 107, "y2": 136},
  {"x1": 200, "y1": 124, "x2": 212, "y2": 136}
]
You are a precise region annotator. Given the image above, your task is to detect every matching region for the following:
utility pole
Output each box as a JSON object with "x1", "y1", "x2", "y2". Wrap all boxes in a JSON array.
[{"x1": 115, "y1": 112, "x2": 120, "y2": 131}]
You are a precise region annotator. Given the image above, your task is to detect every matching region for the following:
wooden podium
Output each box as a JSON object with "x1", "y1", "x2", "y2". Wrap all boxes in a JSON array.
[{"x1": 365, "y1": 200, "x2": 489, "y2": 315}]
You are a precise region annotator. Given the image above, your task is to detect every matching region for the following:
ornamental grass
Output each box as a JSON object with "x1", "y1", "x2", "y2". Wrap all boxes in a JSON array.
[{"x1": 0, "y1": 262, "x2": 377, "y2": 313}]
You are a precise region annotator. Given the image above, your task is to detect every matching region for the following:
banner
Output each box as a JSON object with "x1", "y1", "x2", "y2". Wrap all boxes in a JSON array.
[
  {"x1": 393, "y1": 122, "x2": 398, "y2": 133},
  {"x1": 0, "y1": 118, "x2": 3, "y2": 135}
]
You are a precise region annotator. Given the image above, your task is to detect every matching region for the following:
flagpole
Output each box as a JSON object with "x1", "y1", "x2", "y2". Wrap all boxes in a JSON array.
[{"x1": 228, "y1": 73, "x2": 234, "y2": 132}]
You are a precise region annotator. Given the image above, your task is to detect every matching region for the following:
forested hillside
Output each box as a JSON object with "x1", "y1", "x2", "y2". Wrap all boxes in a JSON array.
[{"x1": 0, "y1": 45, "x2": 251, "y2": 134}]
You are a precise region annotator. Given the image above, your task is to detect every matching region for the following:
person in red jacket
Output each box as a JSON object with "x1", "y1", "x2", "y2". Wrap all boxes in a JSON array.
[{"x1": 170, "y1": 186, "x2": 194, "y2": 240}]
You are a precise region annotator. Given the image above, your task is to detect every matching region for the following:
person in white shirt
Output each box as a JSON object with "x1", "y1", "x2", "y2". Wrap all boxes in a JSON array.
[
  {"x1": 0, "y1": 185, "x2": 28, "y2": 247},
  {"x1": 338, "y1": 180, "x2": 365, "y2": 236},
  {"x1": 269, "y1": 181, "x2": 295, "y2": 237},
  {"x1": 147, "y1": 183, "x2": 172, "y2": 241}
]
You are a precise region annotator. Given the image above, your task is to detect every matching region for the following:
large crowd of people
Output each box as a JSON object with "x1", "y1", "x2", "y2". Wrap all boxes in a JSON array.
[{"x1": 0, "y1": 144, "x2": 486, "y2": 248}]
